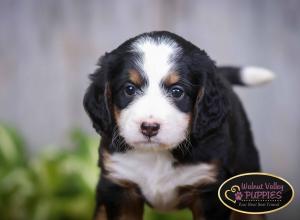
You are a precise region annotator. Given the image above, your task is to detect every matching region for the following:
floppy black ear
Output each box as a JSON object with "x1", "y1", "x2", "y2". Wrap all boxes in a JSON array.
[
  {"x1": 192, "y1": 66, "x2": 229, "y2": 139},
  {"x1": 83, "y1": 54, "x2": 115, "y2": 137}
]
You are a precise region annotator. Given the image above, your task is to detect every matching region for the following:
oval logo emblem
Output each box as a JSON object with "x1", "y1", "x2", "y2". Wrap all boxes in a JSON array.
[{"x1": 218, "y1": 172, "x2": 294, "y2": 214}]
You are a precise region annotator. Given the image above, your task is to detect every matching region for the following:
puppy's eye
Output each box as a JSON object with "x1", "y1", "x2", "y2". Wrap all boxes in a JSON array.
[
  {"x1": 124, "y1": 84, "x2": 137, "y2": 96},
  {"x1": 170, "y1": 86, "x2": 184, "y2": 99}
]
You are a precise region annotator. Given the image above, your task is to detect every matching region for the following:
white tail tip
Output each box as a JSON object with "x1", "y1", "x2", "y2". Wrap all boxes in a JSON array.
[{"x1": 241, "y1": 66, "x2": 275, "y2": 86}]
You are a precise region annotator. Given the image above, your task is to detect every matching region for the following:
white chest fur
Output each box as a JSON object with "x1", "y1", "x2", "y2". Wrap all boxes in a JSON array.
[{"x1": 105, "y1": 150, "x2": 216, "y2": 211}]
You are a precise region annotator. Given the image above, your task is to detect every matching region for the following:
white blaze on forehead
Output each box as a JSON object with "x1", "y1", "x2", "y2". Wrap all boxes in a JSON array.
[{"x1": 132, "y1": 37, "x2": 181, "y2": 83}]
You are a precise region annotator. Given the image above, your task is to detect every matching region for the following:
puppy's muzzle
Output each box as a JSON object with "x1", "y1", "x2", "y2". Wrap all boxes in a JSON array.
[{"x1": 140, "y1": 122, "x2": 160, "y2": 138}]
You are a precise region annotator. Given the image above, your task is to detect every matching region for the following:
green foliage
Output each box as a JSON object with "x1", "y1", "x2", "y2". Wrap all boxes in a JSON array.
[
  {"x1": 0, "y1": 124, "x2": 192, "y2": 220},
  {"x1": 144, "y1": 206, "x2": 192, "y2": 220},
  {"x1": 0, "y1": 125, "x2": 98, "y2": 220}
]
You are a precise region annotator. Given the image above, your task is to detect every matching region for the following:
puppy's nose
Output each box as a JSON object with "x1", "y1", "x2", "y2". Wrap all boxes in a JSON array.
[{"x1": 140, "y1": 122, "x2": 160, "y2": 138}]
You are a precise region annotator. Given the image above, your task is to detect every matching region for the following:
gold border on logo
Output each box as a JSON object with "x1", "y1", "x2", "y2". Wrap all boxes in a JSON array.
[{"x1": 217, "y1": 172, "x2": 295, "y2": 215}]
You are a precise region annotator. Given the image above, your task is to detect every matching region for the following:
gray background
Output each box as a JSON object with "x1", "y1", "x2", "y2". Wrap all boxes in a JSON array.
[{"x1": 0, "y1": 0, "x2": 299, "y2": 219}]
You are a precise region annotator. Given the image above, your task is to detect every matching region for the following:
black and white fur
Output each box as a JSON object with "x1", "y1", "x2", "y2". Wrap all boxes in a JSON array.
[{"x1": 83, "y1": 31, "x2": 274, "y2": 220}]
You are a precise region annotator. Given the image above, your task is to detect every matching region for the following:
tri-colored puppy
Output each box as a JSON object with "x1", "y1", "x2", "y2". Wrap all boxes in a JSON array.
[{"x1": 83, "y1": 31, "x2": 274, "y2": 220}]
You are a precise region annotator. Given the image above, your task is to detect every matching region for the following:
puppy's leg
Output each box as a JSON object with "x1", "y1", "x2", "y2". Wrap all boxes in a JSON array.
[
  {"x1": 94, "y1": 177, "x2": 144, "y2": 220},
  {"x1": 190, "y1": 199, "x2": 206, "y2": 220},
  {"x1": 230, "y1": 212, "x2": 265, "y2": 220},
  {"x1": 193, "y1": 188, "x2": 230, "y2": 220}
]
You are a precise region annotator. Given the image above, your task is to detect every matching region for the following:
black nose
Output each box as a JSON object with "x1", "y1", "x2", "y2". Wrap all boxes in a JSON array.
[{"x1": 140, "y1": 122, "x2": 160, "y2": 138}]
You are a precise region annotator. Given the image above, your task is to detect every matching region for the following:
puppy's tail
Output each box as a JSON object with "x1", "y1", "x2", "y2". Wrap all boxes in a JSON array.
[{"x1": 218, "y1": 66, "x2": 275, "y2": 86}]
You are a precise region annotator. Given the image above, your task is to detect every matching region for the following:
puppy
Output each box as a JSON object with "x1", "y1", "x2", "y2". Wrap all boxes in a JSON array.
[{"x1": 83, "y1": 31, "x2": 274, "y2": 220}]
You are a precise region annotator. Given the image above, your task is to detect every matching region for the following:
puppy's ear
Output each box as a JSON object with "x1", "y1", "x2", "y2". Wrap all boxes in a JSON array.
[
  {"x1": 192, "y1": 62, "x2": 229, "y2": 139},
  {"x1": 83, "y1": 53, "x2": 115, "y2": 137}
]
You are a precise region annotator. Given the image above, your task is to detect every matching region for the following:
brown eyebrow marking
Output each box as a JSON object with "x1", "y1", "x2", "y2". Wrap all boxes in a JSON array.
[
  {"x1": 128, "y1": 69, "x2": 143, "y2": 86},
  {"x1": 164, "y1": 72, "x2": 180, "y2": 86}
]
